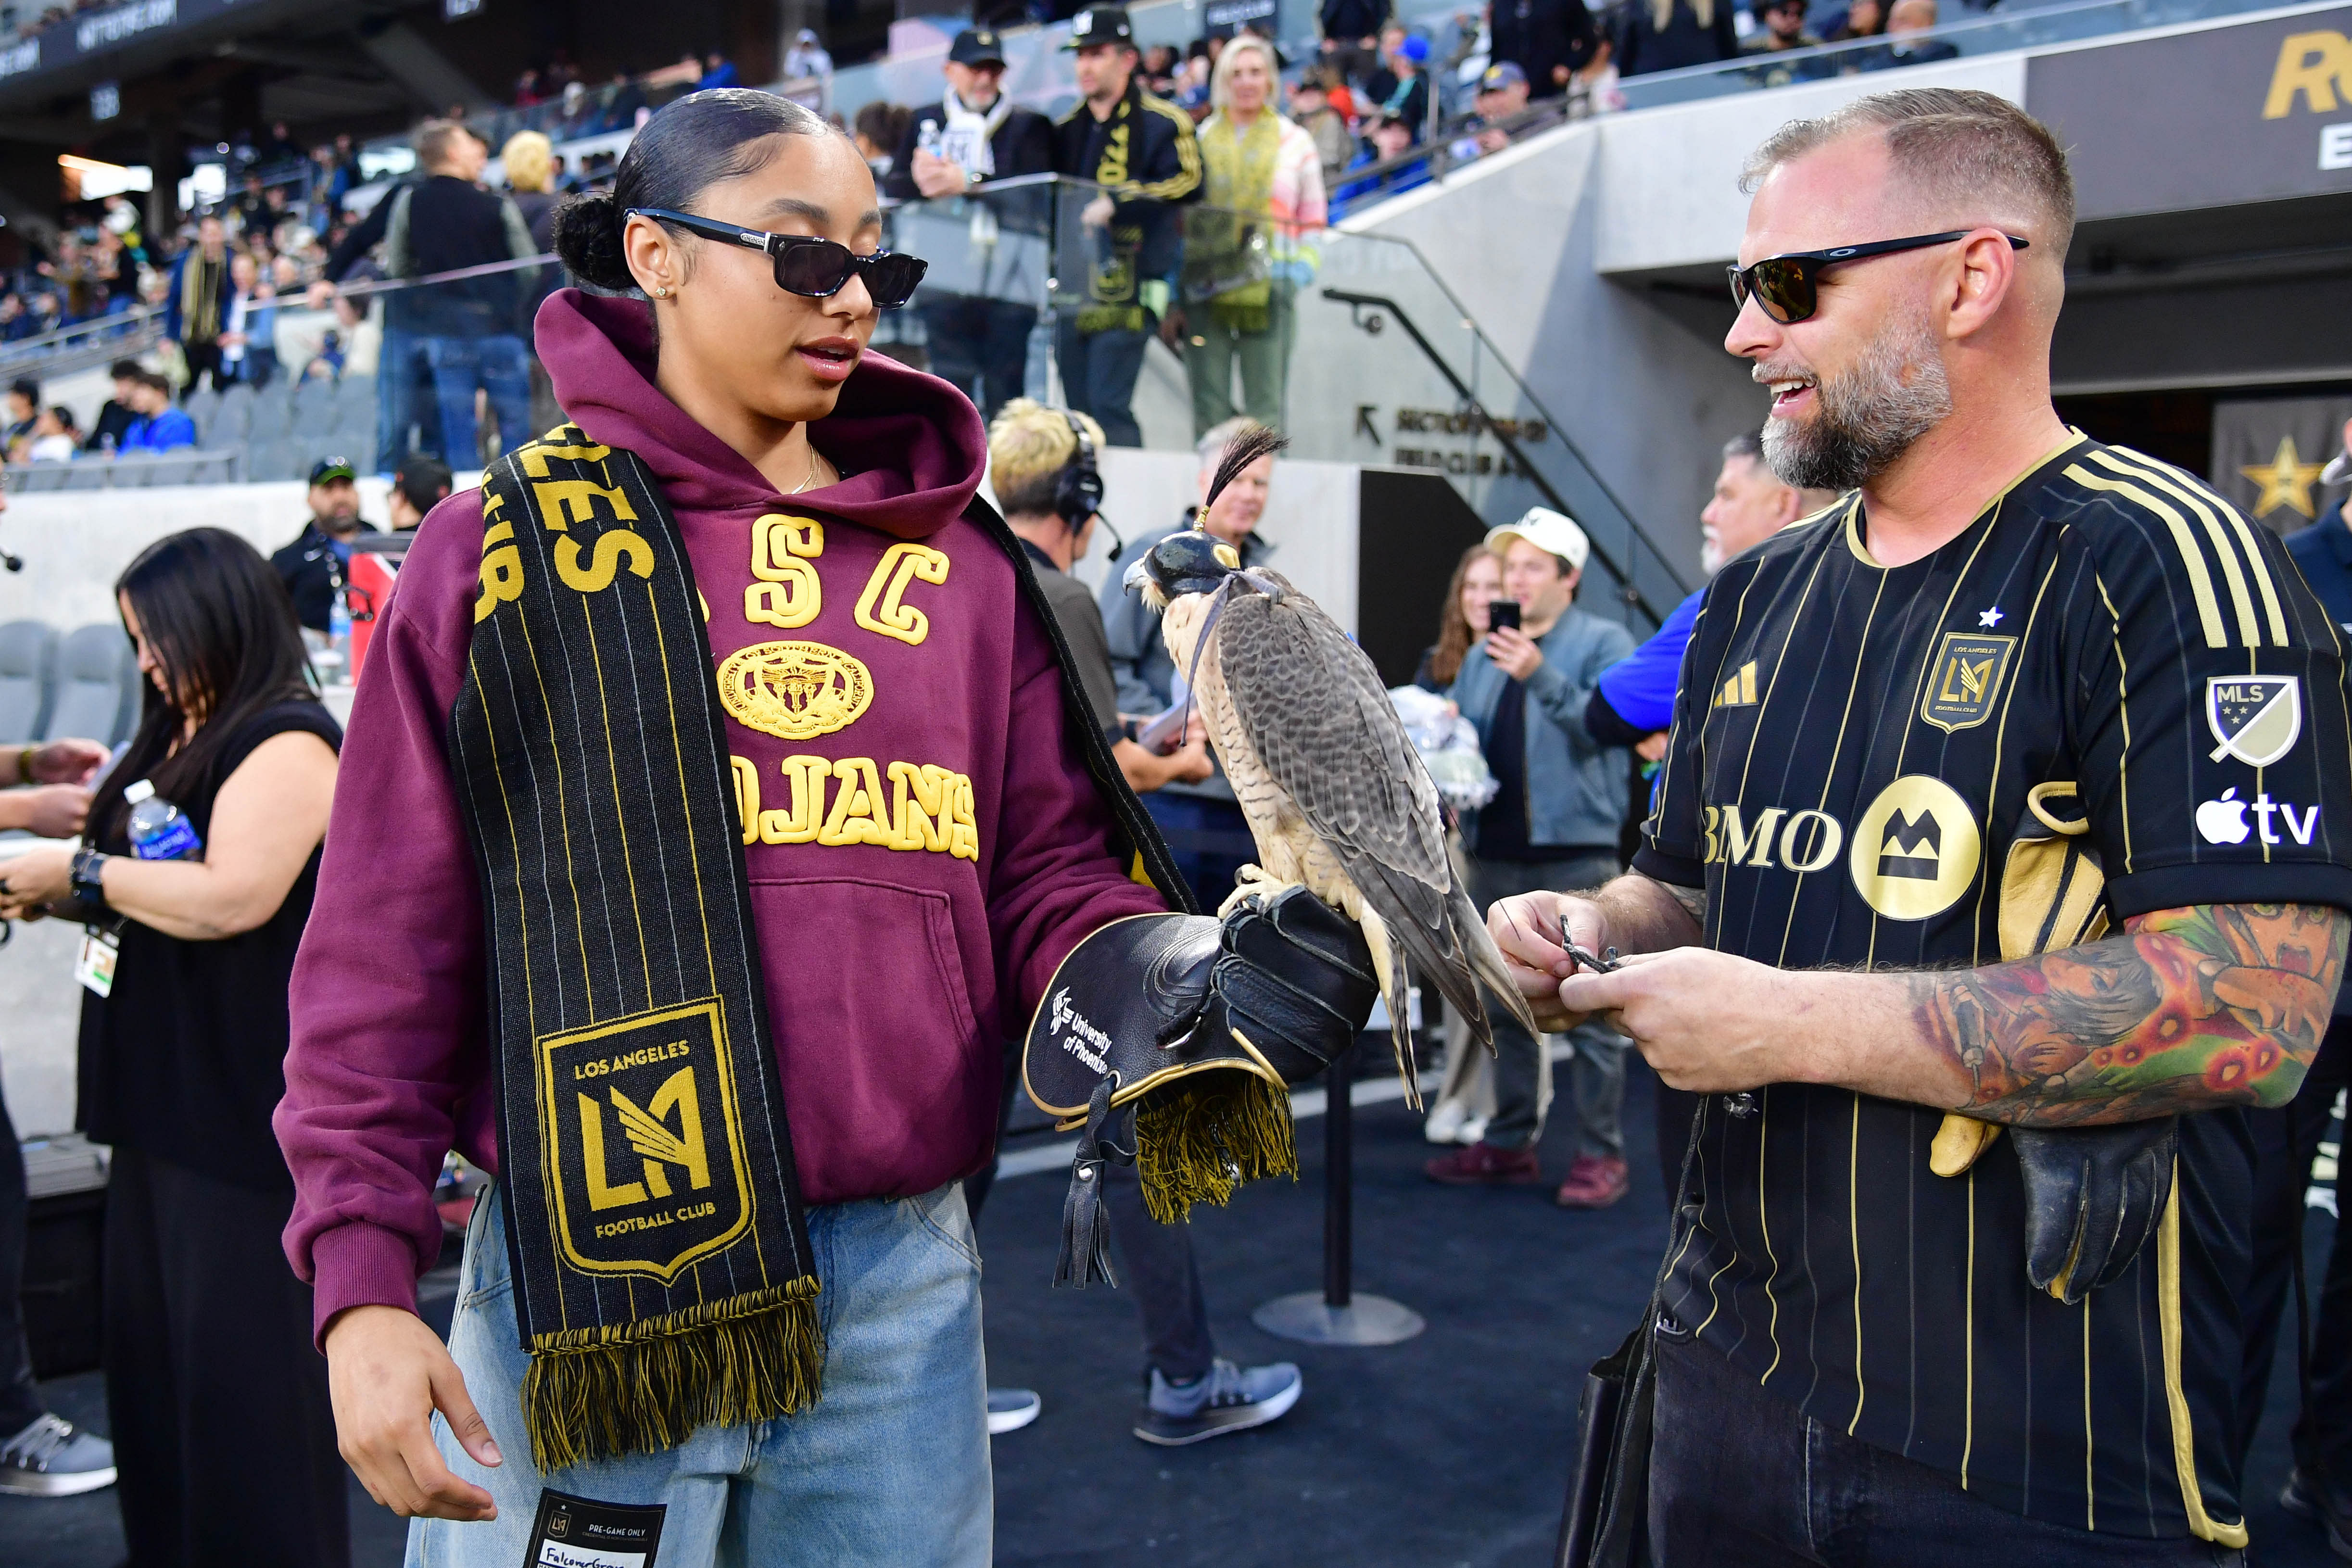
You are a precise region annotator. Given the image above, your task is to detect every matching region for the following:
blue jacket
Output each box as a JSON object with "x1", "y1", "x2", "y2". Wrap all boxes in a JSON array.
[
  {"x1": 120, "y1": 408, "x2": 196, "y2": 454},
  {"x1": 1451, "y1": 606, "x2": 1636, "y2": 854},
  {"x1": 2286, "y1": 504, "x2": 2352, "y2": 633},
  {"x1": 1594, "y1": 586, "x2": 1703, "y2": 734}
]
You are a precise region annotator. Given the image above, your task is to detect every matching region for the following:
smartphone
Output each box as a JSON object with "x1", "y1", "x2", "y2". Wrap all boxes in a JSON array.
[{"x1": 1487, "y1": 599, "x2": 1521, "y2": 632}]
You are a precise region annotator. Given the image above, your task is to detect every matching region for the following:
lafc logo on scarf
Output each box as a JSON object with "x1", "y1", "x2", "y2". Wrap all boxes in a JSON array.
[{"x1": 538, "y1": 999, "x2": 757, "y2": 1281}]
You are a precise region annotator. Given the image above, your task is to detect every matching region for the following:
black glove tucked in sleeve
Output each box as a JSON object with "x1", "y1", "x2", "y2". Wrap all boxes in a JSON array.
[{"x1": 2011, "y1": 1119, "x2": 2178, "y2": 1306}]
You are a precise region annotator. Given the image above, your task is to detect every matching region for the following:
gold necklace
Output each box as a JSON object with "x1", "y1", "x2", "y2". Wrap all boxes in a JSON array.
[{"x1": 792, "y1": 444, "x2": 822, "y2": 494}]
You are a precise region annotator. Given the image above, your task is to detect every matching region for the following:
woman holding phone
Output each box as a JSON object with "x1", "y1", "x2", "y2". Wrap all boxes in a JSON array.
[{"x1": 0, "y1": 527, "x2": 346, "y2": 1565}]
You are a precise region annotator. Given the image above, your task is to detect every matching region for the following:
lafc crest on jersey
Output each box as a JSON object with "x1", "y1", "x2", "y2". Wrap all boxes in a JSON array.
[{"x1": 1920, "y1": 632, "x2": 2017, "y2": 733}]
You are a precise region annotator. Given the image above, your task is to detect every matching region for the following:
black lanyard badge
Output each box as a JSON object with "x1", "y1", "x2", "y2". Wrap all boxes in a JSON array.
[{"x1": 524, "y1": 1489, "x2": 667, "y2": 1567}]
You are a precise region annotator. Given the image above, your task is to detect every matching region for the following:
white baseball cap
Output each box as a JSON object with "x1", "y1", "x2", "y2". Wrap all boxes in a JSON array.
[{"x1": 1486, "y1": 507, "x2": 1589, "y2": 573}]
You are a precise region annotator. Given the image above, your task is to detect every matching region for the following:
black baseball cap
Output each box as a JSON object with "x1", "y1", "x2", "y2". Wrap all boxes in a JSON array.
[
  {"x1": 393, "y1": 455, "x2": 454, "y2": 518},
  {"x1": 308, "y1": 456, "x2": 357, "y2": 486},
  {"x1": 950, "y1": 26, "x2": 1008, "y2": 65},
  {"x1": 1063, "y1": 6, "x2": 1135, "y2": 49}
]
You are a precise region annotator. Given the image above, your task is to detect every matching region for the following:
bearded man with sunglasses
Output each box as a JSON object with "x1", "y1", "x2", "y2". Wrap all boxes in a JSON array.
[{"x1": 1496, "y1": 88, "x2": 2352, "y2": 1563}]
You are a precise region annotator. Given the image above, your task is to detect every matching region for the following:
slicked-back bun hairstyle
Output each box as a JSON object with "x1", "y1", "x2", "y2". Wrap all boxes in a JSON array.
[{"x1": 552, "y1": 89, "x2": 832, "y2": 295}]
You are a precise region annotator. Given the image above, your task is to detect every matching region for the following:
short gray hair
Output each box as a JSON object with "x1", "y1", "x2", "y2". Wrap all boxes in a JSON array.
[
  {"x1": 1722, "y1": 429, "x2": 1766, "y2": 464},
  {"x1": 1740, "y1": 88, "x2": 2075, "y2": 252}
]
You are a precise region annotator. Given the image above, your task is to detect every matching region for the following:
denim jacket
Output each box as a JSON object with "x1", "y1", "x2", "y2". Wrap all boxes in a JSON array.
[{"x1": 1450, "y1": 606, "x2": 1637, "y2": 855}]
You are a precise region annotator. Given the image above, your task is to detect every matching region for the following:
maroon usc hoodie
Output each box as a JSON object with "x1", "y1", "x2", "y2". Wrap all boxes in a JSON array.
[{"x1": 276, "y1": 291, "x2": 1168, "y2": 1337}]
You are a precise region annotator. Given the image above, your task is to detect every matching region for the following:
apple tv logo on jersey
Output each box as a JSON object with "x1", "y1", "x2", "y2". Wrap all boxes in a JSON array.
[{"x1": 2196, "y1": 786, "x2": 2322, "y2": 847}]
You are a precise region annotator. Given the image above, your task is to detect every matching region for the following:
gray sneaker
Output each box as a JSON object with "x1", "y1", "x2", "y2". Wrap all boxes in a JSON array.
[
  {"x1": 0, "y1": 1414, "x2": 117, "y2": 1497},
  {"x1": 1134, "y1": 1358, "x2": 1302, "y2": 1446}
]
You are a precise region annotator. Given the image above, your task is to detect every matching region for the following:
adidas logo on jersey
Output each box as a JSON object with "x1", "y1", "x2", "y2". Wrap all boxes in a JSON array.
[{"x1": 1713, "y1": 661, "x2": 1758, "y2": 708}]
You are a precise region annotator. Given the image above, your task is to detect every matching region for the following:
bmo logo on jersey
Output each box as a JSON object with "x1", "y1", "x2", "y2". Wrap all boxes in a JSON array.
[
  {"x1": 2196, "y1": 786, "x2": 2322, "y2": 847},
  {"x1": 1701, "y1": 775, "x2": 1985, "y2": 921}
]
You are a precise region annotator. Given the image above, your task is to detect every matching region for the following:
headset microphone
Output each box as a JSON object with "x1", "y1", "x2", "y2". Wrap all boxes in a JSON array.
[{"x1": 1053, "y1": 410, "x2": 1120, "y2": 560}]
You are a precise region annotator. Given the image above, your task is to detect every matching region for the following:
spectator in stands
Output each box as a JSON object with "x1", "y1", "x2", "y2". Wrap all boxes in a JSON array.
[
  {"x1": 1051, "y1": 5, "x2": 1203, "y2": 447},
  {"x1": 1, "y1": 379, "x2": 34, "y2": 457},
  {"x1": 853, "y1": 101, "x2": 912, "y2": 180},
  {"x1": 885, "y1": 27, "x2": 1055, "y2": 421},
  {"x1": 1100, "y1": 418, "x2": 1278, "y2": 907},
  {"x1": 85, "y1": 359, "x2": 141, "y2": 454},
  {"x1": 1823, "y1": 0, "x2": 1886, "y2": 40},
  {"x1": 698, "y1": 51, "x2": 740, "y2": 90},
  {"x1": 1363, "y1": 22, "x2": 1409, "y2": 102},
  {"x1": 1176, "y1": 34, "x2": 1328, "y2": 436},
  {"x1": 1614, "y1": 0, "x2": 1740, "y2": 75},
  {"x1": 260, "y1": 119, "x2": 303, "y2": 171},
  {"x1": 501, "y1": 130, "x2": 561, "y2": 253},
  {"x1": 1861, "y1": 0, "x2": 1959, "y2": 66},
  {"x1": 0, "y1": 528, "x2": 344, "y2": 1565},
  {"x1": 1742, "y1": 0, "x2": 1828, "y2": 86},
  {"x1": 1376, "y1": 32, "x2": 1432, "y2": 139},
  {"x1": 0, "y1": 714, "x2": 116, "y2": 1504},
  {"x1": 118, "y1": 373, "x2": 196, "y2": 455},
  {"x1": 217, "y1": 252, "x2": 266, "y2": 389},
  {"x1": 1330, "y1": 110, "x2": 1429, "y2": 216},
  {"x1": 511, "y1": 68, "x2": 544, "y2": 108},
  {"x1": 783, "y1": 28, "x2": 834, "y2": 111},
  {"x1": 1426, "y1": 507, "x2": 1636, "y2": 1208},
  {"x1": 1456, "y1": 61, "x2": 1532, "y2": 156},
  {"x1": 1416, "y1": 542, "x2": 1505, "y2": 692},
  {"x1": 271, "y1": 457, "x2": 375, "y2": 633},
  {"x1": 26, "y1": 406, "x2": 79, "y2": 462},
  {"x1": 1140, "y1": 42, "x2": 1181, "y2": 95},
  {"x1": 1320, "y1": 0, "x2": 1390, "y2": 78},
  {"x1": 164, "y1": 215, "x2": 234, "y2": 397},
  {"x1": 316, "y1": 119, "x2": 538, "y2": 475},
  {"x1": 1490, "y1": 0, "x2": 1602, "y2": 99},
  {"x1": 385, "y1": 455, "x2": 454, "y2": 532},
  {"x1": 36, "y1": 234, "x2": 95, "y2": 324},
  {"x1": 1290, "y1": 68, "x2": 1355, "y2": 188}
]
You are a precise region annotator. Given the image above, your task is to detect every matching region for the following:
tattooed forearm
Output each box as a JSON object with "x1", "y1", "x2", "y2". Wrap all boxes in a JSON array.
[{"x1": 1909, "y1": 903, "x2": 2347, "y2": 1126}]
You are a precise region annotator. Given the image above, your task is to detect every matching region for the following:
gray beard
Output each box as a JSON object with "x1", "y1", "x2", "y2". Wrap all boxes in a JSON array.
[{"x1": 1761, "y1": 319, "x2": 1952, "y2": 493}]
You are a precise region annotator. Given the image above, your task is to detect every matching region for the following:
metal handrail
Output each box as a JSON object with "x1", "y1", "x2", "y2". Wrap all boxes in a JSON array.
[{"x1": 1323, "y1": 286, "x2": 1684, "y2": 630}]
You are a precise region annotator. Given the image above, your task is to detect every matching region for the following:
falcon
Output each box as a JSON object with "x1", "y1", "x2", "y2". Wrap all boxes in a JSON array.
[{"x1": 1123, "y1": 426, "x2": 1542, "y2": 1096}]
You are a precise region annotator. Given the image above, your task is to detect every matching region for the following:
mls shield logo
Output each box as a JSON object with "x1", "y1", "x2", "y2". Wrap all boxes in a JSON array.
[
  {"x1": 1920, "y1": 632, "x2": 2016, "y2": 733},
  {"x1": 537, "y1": 999, "x2": 755, "y2": 1282},
  {"x1": 2206, "y1": 676, "x2": 2301, "y2": 767}
]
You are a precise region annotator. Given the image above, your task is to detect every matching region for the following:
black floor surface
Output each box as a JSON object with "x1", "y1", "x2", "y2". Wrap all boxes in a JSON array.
[{"x1": 5, "y1": 1062, "x2": 2345, "y2": 1565}]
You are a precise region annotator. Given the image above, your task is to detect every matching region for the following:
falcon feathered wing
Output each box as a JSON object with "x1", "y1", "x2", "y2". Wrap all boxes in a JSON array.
[{"x1": 1211, "y1": 573, "x2": 1540, "y2": 1056}]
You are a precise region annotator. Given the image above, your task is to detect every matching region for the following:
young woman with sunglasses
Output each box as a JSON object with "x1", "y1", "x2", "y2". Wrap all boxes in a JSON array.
[{"x1": 274, "y1": 89, "x2": 1198, "y2": 1566}]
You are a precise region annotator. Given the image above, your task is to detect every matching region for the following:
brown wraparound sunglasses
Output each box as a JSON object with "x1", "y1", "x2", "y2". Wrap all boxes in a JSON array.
[{"x1": 1728, "y1": 230, "x2": 2029, "y2": 325}]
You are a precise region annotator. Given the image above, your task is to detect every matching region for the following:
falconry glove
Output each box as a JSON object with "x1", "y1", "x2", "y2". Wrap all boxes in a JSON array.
[
  {"x1": 1026, "y1": 884, "x2": 1379, "y2": 1287},
  {"x1": 2012, "y1": 1119, "x2": 2177, "y2": 1306}
]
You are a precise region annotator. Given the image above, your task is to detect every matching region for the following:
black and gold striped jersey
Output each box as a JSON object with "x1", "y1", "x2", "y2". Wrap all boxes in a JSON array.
[{"x1": 1635, "y1": 433, "x2": 2352, "y2": 1540}]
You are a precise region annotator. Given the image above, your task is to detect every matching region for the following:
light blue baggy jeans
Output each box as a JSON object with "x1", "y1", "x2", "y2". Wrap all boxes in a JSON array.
[{"x1": 407, "y1": 1182, "x2": 992, "y2": 1568}]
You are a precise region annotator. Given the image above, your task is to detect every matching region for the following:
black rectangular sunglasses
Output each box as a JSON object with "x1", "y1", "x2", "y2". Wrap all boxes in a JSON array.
[
  {"x1": 628, "y1": 207, "x2": 928, "y2": 309},
  {"x1": 1728, "y1": 230, "x2": 2028, "y2": 325}
]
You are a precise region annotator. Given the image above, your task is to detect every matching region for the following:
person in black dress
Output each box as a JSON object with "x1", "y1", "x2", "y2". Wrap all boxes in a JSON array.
[{"x1": 0, "y1": 528, "x2": 347, "y2": 1568}]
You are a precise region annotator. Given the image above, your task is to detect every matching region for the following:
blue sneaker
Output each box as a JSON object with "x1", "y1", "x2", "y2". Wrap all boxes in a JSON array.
[
  {"x1": 1134, "y1": 1358, "x2": 1302, "y2": 1446},
  {"x1": 0, "y1": 1414, "x2": 116, "y2": 1497}
]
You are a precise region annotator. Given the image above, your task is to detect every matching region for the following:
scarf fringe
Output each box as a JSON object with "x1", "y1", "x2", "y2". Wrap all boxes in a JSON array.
[
  {"x1": 1134, "y1": 1072, "x2": 1298, "y2": 1224},
  {"x1": 520, "y1": 1276, "x2": 823, "y2": 1472}
]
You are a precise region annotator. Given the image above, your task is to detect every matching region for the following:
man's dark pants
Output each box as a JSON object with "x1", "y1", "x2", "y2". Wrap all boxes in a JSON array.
[
  {"x1": 1651, "y1": 1330, "x2": 2247, "y2": 1565},
  {"x1": 1053, "y1": 316, "x2": 1149, "y2": 447},
  {"x1": 0, "y1": 1080, "x2": 45, "y2": 1436},
  {"x1": 922, "y1": 298, "x2": 1037, "y2": 424},
  {"x1": 2236, "y1": 1014, "x2": 2352, "y2": 1486},
  {"x1": 1141, "y1": 791, "x2": 1254, "y2": 916}
]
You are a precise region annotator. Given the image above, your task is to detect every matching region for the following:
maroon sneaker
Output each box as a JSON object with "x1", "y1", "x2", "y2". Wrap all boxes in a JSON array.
[
  {"x1": 1424, "y1": 1141, "x2": 1543, "y2": 1186},
  {"x1": 1555, "y1": 1154, "x2": 1631, "y2": 1209}
]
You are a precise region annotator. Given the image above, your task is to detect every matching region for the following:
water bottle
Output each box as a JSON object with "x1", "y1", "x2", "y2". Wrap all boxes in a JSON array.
[
  {"x1": 326, "y1": 588, "x2": 353, "y2": 684},
  {"x1": 123, "y1": 779, "x2": 203, "y2": 861},
  {"x1": 917, "y1": 120, "x2": 944, "y2": 163}
]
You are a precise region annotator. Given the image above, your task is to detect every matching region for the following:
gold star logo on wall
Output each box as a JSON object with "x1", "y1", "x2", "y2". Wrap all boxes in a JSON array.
[{"x1": 2241, "y1": 436, "x2": 2327, "y2": 521}]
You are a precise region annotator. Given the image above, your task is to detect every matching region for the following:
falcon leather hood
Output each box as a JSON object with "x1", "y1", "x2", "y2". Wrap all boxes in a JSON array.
[{"x1": 536, "y1": 288, "x2": 986, "y2": 539}]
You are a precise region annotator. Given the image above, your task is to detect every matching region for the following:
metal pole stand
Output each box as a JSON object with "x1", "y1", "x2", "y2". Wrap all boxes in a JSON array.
[{"x1": 1252, "y1": 1035, "x2": 1427, "y2": 1346}]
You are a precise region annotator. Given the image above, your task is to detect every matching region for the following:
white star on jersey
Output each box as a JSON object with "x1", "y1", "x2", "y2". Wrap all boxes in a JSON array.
[{"x1": 1978, "y1": 607, "x2": 2003, "y2": 628}]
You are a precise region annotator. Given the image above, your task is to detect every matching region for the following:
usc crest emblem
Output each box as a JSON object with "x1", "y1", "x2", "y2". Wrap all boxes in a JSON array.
[
  {"x1": 716, "y1": 640, "x2": 874, "y2": 742},
  {"x1": 536, "y1": 999, "x2": 757, "y2": 1282}
]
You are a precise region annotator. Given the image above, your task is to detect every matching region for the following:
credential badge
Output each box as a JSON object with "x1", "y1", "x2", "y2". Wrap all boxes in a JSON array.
[{"x1": 2206, "y1": 675, "x2": 2301, "y2": 767}]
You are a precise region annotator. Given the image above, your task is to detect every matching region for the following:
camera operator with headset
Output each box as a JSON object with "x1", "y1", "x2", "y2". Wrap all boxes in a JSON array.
[{"x1": 969, "y1": 399, "x2": 1305, "y2": 1447}]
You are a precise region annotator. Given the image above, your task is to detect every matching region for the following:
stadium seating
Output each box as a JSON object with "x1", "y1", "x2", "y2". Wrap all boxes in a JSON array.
[
  {"x1": 0, "y1": 622, "x2": 56, "y2": 745},
  {"x1": 48, "y1": 624, "x2": 138, "y2": 746}
]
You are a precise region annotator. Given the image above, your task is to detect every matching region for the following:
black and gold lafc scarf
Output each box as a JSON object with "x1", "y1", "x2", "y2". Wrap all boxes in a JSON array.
[{"x1": 450, "y1": 425, "x2": 820, "y2": 1472}]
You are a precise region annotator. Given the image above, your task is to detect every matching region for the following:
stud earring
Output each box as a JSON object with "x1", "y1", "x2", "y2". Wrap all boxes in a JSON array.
[{"x1": 651, "y1": 284, "x2": 671, "y2": 298}]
